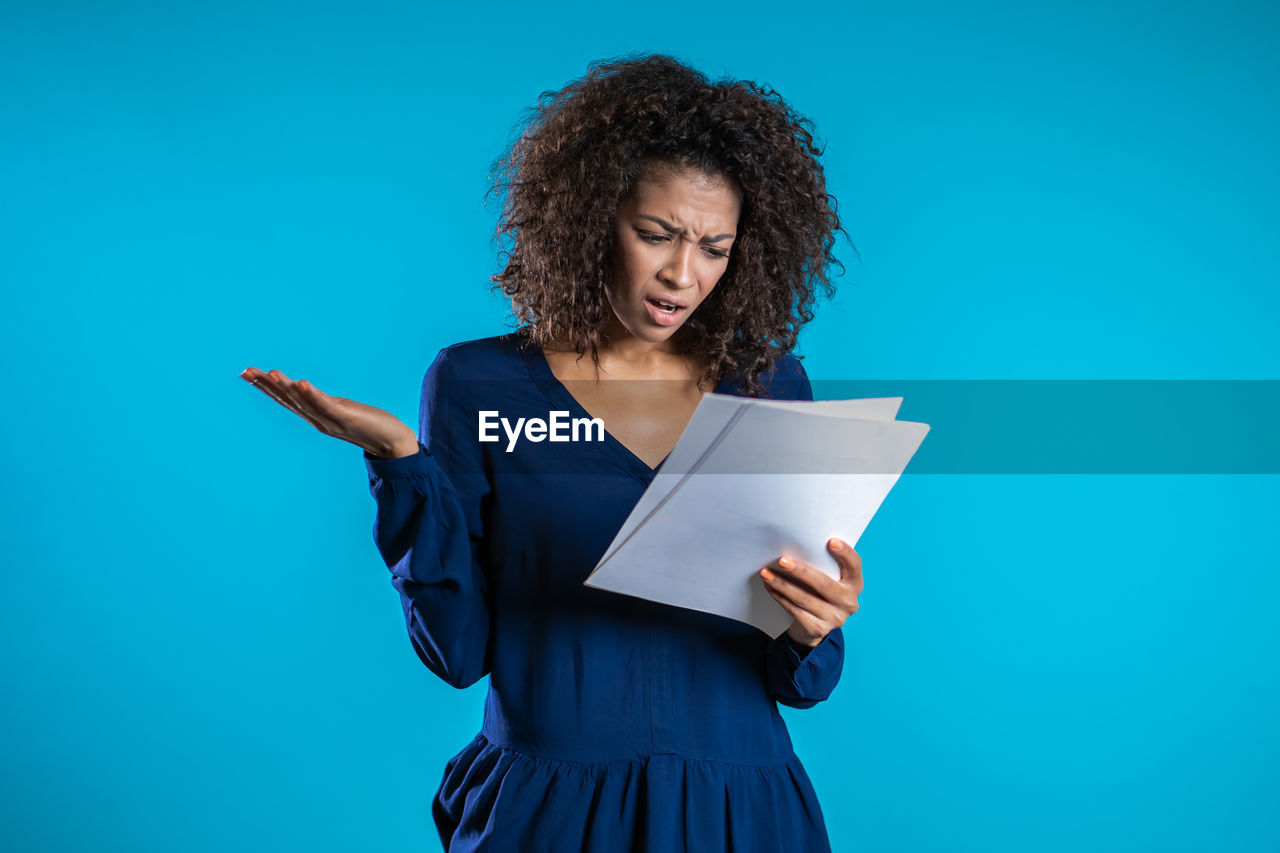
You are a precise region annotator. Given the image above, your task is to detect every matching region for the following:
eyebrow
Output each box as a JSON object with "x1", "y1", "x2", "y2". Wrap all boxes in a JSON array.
[{"x1": 636, "y1": 215, "x2": 735, "y2": 243}]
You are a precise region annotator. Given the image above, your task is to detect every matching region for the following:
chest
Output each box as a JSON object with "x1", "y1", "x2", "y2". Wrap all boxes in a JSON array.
[
  {"x1": 542, "y1": 349, "x2": 713, "y2": 470},
  {"x1": 559, "y1": 378, "x2": 703, "y2": 469}
]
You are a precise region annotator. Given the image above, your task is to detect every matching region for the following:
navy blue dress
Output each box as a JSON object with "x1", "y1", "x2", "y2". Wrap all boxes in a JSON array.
[{"x1": 363, "y1": 329, "x2": 845, "y2": 852}]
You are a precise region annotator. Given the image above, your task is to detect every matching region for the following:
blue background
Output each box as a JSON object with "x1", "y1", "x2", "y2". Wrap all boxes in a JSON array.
[{"x1": 3, "y1": 1, "x2": 1277, "y2": 850}]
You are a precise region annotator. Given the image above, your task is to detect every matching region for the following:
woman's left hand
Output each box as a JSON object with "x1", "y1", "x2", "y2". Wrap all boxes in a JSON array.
[{"x1": 760, "y1": 538, "x2": 863, "y2": 649}]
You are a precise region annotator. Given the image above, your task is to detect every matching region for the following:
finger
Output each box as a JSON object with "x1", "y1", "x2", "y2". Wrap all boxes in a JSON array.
[
  {"x1": 241, "y1": 366, "x2": 277, "y2": 395},
  {"x1": 248, "y1": 369, "x2": 328, "y2": 430},
  {"x1": 292, "y1": 379, "x2": 341, "y2": 419},
  {"x1": 292, "y1": 385, "x2": 348, "y2": 435},
  {"x1": 763, "y1": 585, "x2": 827, "y2": 638},
  {"x1": 273, "y1": 373, "x2": 340, "y2": 418},
  {"x1": 244, "y1": 368, "x2": 303, "y2": 414},
  {"x1": 774, "y1": 555, "x2": 840, "y2": 600},
  {"x1": 770, "y1": 558, "x2": 861, "y2": 618},
  {"x1": 261, "y1": 366, "x2": 308, "y2": 417},
  {"x1": 761, "y1": 567, "x2": 842, "y2": 625},
  {"x1": 827, "y1": 539, "x2": 863, "y2": 588},
  {"x1": 267, "y1": 369, "x2": 324, "y2": 421},
  {"x1": 294, "y1": 378, "x2": 323, "y2": 400}
]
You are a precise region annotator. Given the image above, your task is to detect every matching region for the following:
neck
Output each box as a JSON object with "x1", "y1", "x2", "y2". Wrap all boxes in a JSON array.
[{"x1": 595, "y1": 314, "x2": 685, "y2": 370}]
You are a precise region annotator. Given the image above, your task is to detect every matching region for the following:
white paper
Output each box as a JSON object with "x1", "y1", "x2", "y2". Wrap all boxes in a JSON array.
[{"x1": 583, "y1": 394, "x2": 929, "y2": 637}]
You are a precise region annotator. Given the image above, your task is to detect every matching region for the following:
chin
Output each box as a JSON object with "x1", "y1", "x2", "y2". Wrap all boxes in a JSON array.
[
  {"x1": 607, "y1": 300, "x2": 696, "y2": 343},
  {"x1": 629, "y1": 318, "x2": 685, "y2": 342}
]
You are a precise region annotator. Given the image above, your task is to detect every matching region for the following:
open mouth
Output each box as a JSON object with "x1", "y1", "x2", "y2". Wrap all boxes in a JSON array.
[
  {"x1": 647, "y1": 297, "x2": 681, "y2": 314},
  {"x1": 644, "y1": 296, "x2": 687, "y2": 326}
]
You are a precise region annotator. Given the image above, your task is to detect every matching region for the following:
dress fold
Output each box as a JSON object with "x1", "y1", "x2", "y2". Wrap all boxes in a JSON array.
[{"x1": 433, "y1": 733, "x2": 834, "y2": 852}]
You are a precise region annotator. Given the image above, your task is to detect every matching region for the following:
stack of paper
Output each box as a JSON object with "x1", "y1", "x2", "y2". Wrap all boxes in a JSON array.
[{"x1": 583, "y1": 394, "x2": 930, "y2": 637}]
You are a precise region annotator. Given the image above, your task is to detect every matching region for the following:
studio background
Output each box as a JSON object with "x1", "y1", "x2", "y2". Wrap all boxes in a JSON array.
[{"x1": 3, "y1": 1, "x2": 1277, "y2": 851}]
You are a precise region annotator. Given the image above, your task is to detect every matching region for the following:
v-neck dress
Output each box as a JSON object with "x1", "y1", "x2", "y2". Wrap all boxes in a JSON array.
[{"x1": 363, "y1": 328, "x2": 845, "y2": 852}]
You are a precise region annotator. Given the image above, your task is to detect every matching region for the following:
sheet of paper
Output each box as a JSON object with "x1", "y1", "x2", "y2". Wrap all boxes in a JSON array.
[
  {"x1": 599, "y1": 395, "x2": 905, "y2": 566},
  {"x1": 584, "y1": 398, "x2": 929, "y2": 637}
]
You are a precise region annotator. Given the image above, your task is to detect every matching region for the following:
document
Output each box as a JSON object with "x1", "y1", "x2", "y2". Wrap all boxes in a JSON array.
[{"x1": 583, "y1": 394, "x2": 930, "y2": 637}]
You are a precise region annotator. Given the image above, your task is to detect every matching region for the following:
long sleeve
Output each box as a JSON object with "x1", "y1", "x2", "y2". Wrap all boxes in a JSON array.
[
  {"x1": 757, "y1": 352, "x2": 847, "y2": 708},
  {"x1": 365, "y1": 348, "x2": 492, "y2": 689},
  {"x1": 764, "y1": 628, "x2": 845, "y2": 709}
]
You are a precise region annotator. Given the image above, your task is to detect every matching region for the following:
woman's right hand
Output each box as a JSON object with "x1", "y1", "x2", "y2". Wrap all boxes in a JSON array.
[{"x1": 240, "y1": 366, "x2": 420, "y2": 460}]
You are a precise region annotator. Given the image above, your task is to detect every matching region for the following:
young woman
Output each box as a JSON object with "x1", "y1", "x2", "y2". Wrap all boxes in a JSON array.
[{"x1": 242, "y1": 54, "x2": 864, "y2": 852}]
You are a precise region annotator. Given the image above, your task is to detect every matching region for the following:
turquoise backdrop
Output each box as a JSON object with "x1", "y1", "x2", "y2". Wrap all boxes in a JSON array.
[{"x1": 2, "y1": 1, "x2": 1277, "y2": 850}]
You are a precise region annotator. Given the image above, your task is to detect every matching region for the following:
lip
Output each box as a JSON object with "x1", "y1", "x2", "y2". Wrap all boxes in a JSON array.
[
  {"x1": 646, "y1": 294, "x2": 689, "y2": 310},
  {"x1": 644, "y1": 297, "x2": 687, "y2": 327}
]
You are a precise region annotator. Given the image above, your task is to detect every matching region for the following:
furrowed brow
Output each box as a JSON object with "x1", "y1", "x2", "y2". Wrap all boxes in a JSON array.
[{"x1": 637, "y1": 214, "x2": 735, "y2": 243}]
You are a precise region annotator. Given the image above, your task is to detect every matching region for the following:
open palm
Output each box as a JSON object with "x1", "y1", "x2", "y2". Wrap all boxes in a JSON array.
[{"x1": 240, "y1": 366, "x2": 418, "y2": 459}]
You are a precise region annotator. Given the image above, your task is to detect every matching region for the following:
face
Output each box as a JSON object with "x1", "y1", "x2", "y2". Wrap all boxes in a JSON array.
[{"x1": 603, "y1": 164, "x2": 742, "y2": 346}]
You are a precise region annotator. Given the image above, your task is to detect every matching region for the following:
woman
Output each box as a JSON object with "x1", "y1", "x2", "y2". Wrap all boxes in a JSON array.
[{"x1": 242, "y1": 54, "x2": 864, "y2": 852}]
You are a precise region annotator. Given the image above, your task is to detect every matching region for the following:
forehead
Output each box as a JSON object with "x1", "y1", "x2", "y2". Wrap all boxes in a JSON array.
[{"x1": 622, "y1": 167, "x2": 742, "y2": 226}]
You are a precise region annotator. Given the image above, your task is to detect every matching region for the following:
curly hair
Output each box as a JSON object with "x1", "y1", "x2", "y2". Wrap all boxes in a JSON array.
[{"x1": 488, "y1": 53, "x2": 849, "y2": 397}]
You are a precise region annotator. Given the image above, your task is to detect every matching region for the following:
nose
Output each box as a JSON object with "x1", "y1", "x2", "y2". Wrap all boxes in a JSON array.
[{"x1": 659, "y1": 240, "x2": 697, "y2": 290}]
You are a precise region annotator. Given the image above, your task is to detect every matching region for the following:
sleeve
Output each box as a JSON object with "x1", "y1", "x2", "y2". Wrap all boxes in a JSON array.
[
  {"x1": 764, "y1": 628, "x2": 846, "y2": 709},
  {"x1": 363, "y1": 348, "x2": 492, "y2": 689},
  {"x1": 760, "y1": 352, "x2": 848, "y2": 708}
]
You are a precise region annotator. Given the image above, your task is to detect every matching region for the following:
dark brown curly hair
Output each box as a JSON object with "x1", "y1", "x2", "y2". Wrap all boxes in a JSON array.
[{"x1": 489, "y1": 53, "x2": 849, "y2": 397}]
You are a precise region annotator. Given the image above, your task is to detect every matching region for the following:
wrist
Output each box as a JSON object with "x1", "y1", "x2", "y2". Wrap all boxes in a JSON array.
[
  {"x1": 367, "y1": 437, "x2": 420, "y2": 460},
  {"x1": 787, "y1": 633, "x2": 821, "y2": 651}
]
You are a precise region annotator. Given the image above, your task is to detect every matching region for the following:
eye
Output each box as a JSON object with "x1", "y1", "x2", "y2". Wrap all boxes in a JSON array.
[
  {"x1": 704, "y1": 247, "x2": 730, "y2": 260},
  {"x1": 637, "y1": 230, "x2": 670, "y2": 244}
]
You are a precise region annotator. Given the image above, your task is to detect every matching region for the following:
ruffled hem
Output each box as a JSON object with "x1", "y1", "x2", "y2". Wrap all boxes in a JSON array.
[{"x1": 432, "y1": 732, "x2": 832, "y2": 852}]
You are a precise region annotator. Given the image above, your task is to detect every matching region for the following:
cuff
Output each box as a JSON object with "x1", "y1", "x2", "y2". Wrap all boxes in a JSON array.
[
  {"x1": 776, "y1": 632, "x2": 833, "y2": 666},
  {"x1": 363, "y1": 441, "x2": 432, "y2": 480}
]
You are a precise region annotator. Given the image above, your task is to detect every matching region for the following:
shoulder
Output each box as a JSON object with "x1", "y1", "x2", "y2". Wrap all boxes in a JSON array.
[
  {"x1": 417, "y1": 331, "x2": 533, "y2": 420},
  {"x1": 761, "y1": 351, "x2": 813, "y2": 401},
  {"x1": 424, "y1": 330, "x2": 529, "y2": 385},
  {"x1": 765, "y1": 351, "x2": 809, "y2": 384}
]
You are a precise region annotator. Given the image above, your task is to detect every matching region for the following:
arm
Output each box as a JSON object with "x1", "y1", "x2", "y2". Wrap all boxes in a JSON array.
[{"x1": 365, "y1": 348, "x2": 492, "y2": 689}]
